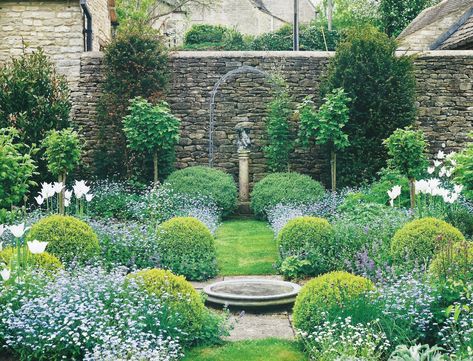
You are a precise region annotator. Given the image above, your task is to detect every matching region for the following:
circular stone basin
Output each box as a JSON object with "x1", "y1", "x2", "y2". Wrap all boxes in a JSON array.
[{"x1": 203, "y1": 279, "x2": 301, "y2": 308}]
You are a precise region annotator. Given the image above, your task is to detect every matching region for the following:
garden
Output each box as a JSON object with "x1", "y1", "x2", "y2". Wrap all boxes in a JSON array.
[{"x1": 0, "y1": 13, "x2": 472, "y2": 361}]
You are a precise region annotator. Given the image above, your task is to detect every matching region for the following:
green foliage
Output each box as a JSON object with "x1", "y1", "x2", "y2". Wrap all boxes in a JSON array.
[
  {"x1": 384, "y1": 128, "x2": 428, "y2": 181},
  {"x1": 277, "y1": 216, "x2": 335, "y2": 277},
  {"x1": 454, "y1": 135, "x2": 473, "y2": 200},
  {"x1": 0, "y1": 128, "x2": 36, "y2": 209},
  {"x1": 26, "y1": 215, "x2": 100, "y2": 264},
  {"x1": 123, "y1": 97, "x2": 180, "y2": 181},
  {"x1": 0, "y1": 246, "x2": 62, "y2": 274},
  {"x1": 128, "y1": 268, "x2": 224, "y2": 346},
  {"x1": 293, "y1": 271, "x2": 374, "y2": 333},
  {"x1": 379, "y1": 0, "x2": 439, "y2": 37},
  {"x1": 391, "y1": 217, "x2": 465, "y2": 265},
  {"x1": 164, "y1": 166, "x2": 238, "y2": 217},
  {"x1": 42, "y1": 128, "x2": 81, "y2": 178},
  {"x1": 155, "y1": 217, "x2": 218, "y2": 281},
  {"x1": 185, "y1": 24, "x2": 227, "y2": 45},
  {"x1": 388, "y1": 344, "x2": 449, "y2": 361},
  {"x1": 95, "y1": 26, "x2": 170, "y2": 179},
  {"x1": 264, "y1": 80, "x2": 293, "y2": 172},
  {"x1": 0, "y1": 49, "x2": 71, "y2": 148},
  {"x1": 322, "y1": 26, "x2": 416, "y2": 186},
  {"x1": 250, "y1": 172, "x2": 325, "y2": 218},
  {"x1": 323, "y1": 0, "x2": 382, "y2": 29},
  {"x1": 429, "y1": 241, "x2": 473, "y2": 283}
]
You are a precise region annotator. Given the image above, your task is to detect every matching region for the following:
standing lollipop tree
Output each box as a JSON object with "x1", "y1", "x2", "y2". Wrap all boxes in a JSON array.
[{"x1": 123, "y1": 97, "x2": 180, "y2": 185}]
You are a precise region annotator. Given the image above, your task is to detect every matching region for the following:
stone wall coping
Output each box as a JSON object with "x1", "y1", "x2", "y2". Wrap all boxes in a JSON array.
[{"x1": 80, "y1": 49, "x2": 473, "y2": 61}]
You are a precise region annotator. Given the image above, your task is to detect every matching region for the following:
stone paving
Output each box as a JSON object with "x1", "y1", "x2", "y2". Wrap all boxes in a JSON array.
[{"x1": 191, "y1": 275, "x2": 296, "y2": 341}]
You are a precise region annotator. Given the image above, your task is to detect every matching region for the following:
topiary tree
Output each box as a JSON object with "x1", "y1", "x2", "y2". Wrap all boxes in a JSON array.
[
  {"x1": 379, "y1": 0, "x2": 439, "y2": 37},
  {"x1": 0, "y1": 49, "x2": 71, "y2": 174},
  {"x1": 322, "y1": 26, "x2": 416, "y2": 187},
  {"x1": 299, "y1": 88, "x2": 350, "y2": 191},
  {"x1": 277, "y1": 216, "x2": 335, "y2": 278},
  {"x1": 391, "y1": 217, "x2": 465, "y2": 265},
  {"x1": 155, "y1": 217, "x2": 217, "y2": 281},
  {"x1": 383, "y1": 127, "x2": 428, "y2": 209},
  {"x1": 264, "y1": 79, "x2": 293, "y2": 172},
  {"x1": 26, "y1": 215, "x2": 100, "y2": 264},
  {"x1": 123, "y1": 97, "x2": 180, "y2": 185},
  {"x1": 96, "y1": 26, "x2": 170, "y2": 179},
  {"x1": 293, "y1": 271, "x2": 374, "y2": 333},
  {"x1": 164, "y1": 166, "x2": 238, "y2": 217},
  {"x1": 250, "y1": 172, "x2": 325, "y2": 218},
  {"x1": 42, "y1": 128, "x2": 82, "y2": 214},
  {"x1": 0, "y1": 128, "x2": 36, "y2": 210}
]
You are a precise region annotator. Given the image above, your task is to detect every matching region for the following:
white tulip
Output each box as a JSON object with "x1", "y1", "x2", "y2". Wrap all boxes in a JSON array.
[
  {"x1": 427, "y1": 166, "x2": 435, "y2": 175},
  {"x1": 0, "y1": 268, "x2": 10, "y2": 281},
  {"x1": 73, "y1": 180, "x2": 90, "y2": 199},
  {"x1": 65, "y1": 189, "x2": 73, "y2": 200},
  {"x1": 0, "y1": 224, "x2": 4, "y2": 237},
  {"x1": 53, "y1": 182, "x2": 64, "y2": 194},
  {"x1": 437, "y1": 150, "x2": 446, "y2": 159},
  {"x1": 415, "y1": 179, "x2": 429, "y2": 194},
  {"x1": 27, "y1": 239, "x2": 48, "y2": 255},
  {"x1": 41, "y1": 182, "x2": 55, "y2": 199},
  {"x1": 388, "y1": 185, "x2": 402, "y2": 201},
  {"x1": 434, "y1": 160, "x2": 442, "y2": 167},
  {"x1": 85, "y1": 193, "x2": 94, "y2": 202},
  {"x1": 8, "y1": 223, "x2": 27, "y2": 238},
  {"x1": 35, "y1": 195, "x2": 44, "y2": 206},
  {"x1": 64, "y1": 198, "x2": 71, "y2": 207},
  {"x1": 454, "y1": 184, "x2": 464, "y2": 194}
]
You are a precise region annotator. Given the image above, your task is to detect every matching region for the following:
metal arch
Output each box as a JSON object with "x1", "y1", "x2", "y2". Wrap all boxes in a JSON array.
[{"x1": 208, "y1": 66, "x2": 271, "y2": 167}]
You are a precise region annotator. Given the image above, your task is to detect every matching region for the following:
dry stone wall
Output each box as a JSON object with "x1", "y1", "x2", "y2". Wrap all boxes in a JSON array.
[{"x1": 72, "y1": 50, "x2": 473, "y2": 185}]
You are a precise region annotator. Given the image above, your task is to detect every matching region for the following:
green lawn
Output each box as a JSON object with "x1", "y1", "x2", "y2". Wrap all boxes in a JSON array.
[
  {"x1": 215, "y1": 219, "x2": 277, "y2": 275},
  {"x1": 183, "y1": 339, "x2": 306, "y2": 361}
]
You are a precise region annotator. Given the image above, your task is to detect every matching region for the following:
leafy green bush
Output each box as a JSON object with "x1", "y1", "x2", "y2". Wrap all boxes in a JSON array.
[
  {"x1": 0, "y1": 246, "x2": 62, "y2": 273},
  {"x1": 429, "y1": 241, "x2": 473, "y2": 282},
  {"x1": 164, "y1": 166, "x2": 237, "y2": 217},
  {"x1": 391, "y1": 217, "x2": 465, "y2": 265},
  {"x1": 454, "y1": 135, "x2": 473, "y2": 200},
  {"x1": 0, "y1": 128, "x2": 36, "y2": 209},
  {"x1": 293, "y1": 271, "x2": 374, "y2": 333},
  {"x1": 277, "y1": 216, "x2": 334, "y2": 277},
  {"x1": 128, "y1": 268, "x2": 224, "y2": 345},
  {"x1": 322, "y1": 26, "x2": 416, "y2": 186},
  {"x1": 95, "y1": 26, "x2": 170, "y2": 179},
  {"x1": 26, "y1": 215, "x2": 100, "y2": 264},
  {"x1": 155, "y1": 217, "x2": 218, "y2": 280},
  {"x1": 250, "y1": 172, "x2": 325, "y2": 218},
  {"x1": 184, "y1": 24, "x2": 227, "y2": 45}
]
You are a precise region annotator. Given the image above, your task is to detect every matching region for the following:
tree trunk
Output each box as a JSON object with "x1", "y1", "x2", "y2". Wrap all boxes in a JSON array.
[
  {"x1": 409, "y1": 178, "x2": 416, "y2": 210},
  {"x1": 330, "y1": 150, "x2": 337, "y2": 192},
  {"x1": 327, "y1": 0, "x2": 333, "y2": 31},
  {"x1": 59, "y1": 173, "x2": 66, "y2": 215},
  {"x1": 153, "y1": 151, "x2": 159, "y2": 186}
]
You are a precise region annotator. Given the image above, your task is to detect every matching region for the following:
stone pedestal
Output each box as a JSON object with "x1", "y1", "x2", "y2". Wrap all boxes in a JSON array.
[{"x1": 238, "y1": 150, "x2": 250, "y2": 203}]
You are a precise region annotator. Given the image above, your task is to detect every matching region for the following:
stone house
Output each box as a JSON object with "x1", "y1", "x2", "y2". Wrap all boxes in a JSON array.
[
  {"x1": 155, "y1": 0, "x2": 318, "y2": 46},
  {"x1": 398, "y1": 0, "x2": 473, "y2": 51},
  {"x1": 0, "y1": 0, "x2": 117, "y2": 87}
]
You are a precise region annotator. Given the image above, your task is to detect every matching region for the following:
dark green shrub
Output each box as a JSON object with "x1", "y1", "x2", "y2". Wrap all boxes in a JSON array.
[
  {"x1": 128, "y1": 268, "x2": 224, "y2": 345},
  {"x1": 26, "y1": 215, "x2": 100, "y2": 264},
  {"x1": 277, "y1": 216, "x2": 334, "y2": 277},
  {"x1": 293, "y1": 271, "x2": 374, "y2": 333},
  {"x1": 184, "y1": 24, "x2": 227, "y2": 45},
  {"x1": 164, "y1": 166, "x2": 237, "y2": 217},
  {"x1": 95, "y1": 26, "x2": 171, "y2": 179},
  {"x1": 391, "y1": 217, "x2": 465, "y2": 265},
  {"x1": 250, "y1": 172, "x2": 325, "y2": 218},
  {"x1": 155, "y1": 217, "x2": 218, "y2": 280},
  {"x1": 429, "y1": 241, "x2": 473, "y2": 282},
  {"x1": 0, "y1": 49, "x2": 71, "y2": 149},
  {"x1": 322, "y1": 26, "x2": 416, "y2": 186},
  {"x1": 0, "y1": 128, "x2": 36, "y2": 209}
]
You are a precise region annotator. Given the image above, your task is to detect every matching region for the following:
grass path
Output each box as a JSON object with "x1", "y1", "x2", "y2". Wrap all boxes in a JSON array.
[
  {"x1": 215, "y1": 219, "x2": 277, "y2": 276},
  {"x1": 182, "y1": 339, "x2": 306, "y2": 361}
]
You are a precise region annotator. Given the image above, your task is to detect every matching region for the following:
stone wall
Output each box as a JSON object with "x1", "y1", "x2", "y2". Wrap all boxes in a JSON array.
[{"x1": 72, "y1": 50, "x2": 473, "y2": 185}]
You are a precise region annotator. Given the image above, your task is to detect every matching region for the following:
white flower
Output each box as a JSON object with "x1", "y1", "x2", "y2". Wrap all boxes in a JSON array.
[
  {"x1": 9, "y1": 223, "x2": 27, "y2": 238},
  {"x1": 439, "y1": 167, "x2": 447, "y2": 177},
  {"x1": 434, "y1": 160, "x2": 442, "y2": 167},
  {"x1": 35, "y1": 195, "x2": 44, "y2": 206},
  {"x1": 427, "y1": 166, "x2": 435, "y2": 174},
  {"x1": 1, "y1": 268, "x2": 10, "y2": 281},
  {"x1": 443, "y1": 192, "x2": 460, "y2": 204},
  {"x1": 27, "y1": 239, "x2": 48, "y2": 255},
  {"x1": 64, "y1": 198, "x2": 71, "y2": 207},
  {"x1": 415, "y1": 179, "x2": 429, "y2": 194},
  {"x1": 388, "y1": 186, "x2": 402, "y2": 200},
  {"x1": 454, "y1": 184, "x2": 464, "y2": 194},
  {"x1": 437, "y1": 150, "x2": 446, "y2": 159},
  {"x1": 73, "y1": 180, "x2": 90, "y2": 199},
  {"x1": 0, "y1": 242, "x2": 2, "y2": 252},
  {"x1": 0, "y1": 224, "x2": 4, "y2": 237},
  {"x1": 53, "y1": 182, "x2": 64, "y2": 194},
  {"x1": 40, "y1": 182, "x2": 55, "y2": 199},
  {"x1": 85, "y1": 193, "x2": 94, "y2": 202},
  {"x1": 446, "y1": 168, "x2": 453, "y2": 178}
]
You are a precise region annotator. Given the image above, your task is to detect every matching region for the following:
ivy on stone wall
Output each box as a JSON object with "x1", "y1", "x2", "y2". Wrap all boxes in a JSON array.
[
  {"x1": 322, "y1": 26, "x2": 417, "y2": 187},
  {"x1": 95, "y1": 26, "x2": 172, "y2": 181}
]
